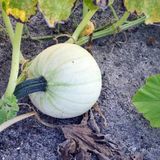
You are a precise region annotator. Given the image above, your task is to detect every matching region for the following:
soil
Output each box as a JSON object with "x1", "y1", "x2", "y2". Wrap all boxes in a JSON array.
[{"x1": 0, "y1": 1, "x2": 160, "y2": 160}]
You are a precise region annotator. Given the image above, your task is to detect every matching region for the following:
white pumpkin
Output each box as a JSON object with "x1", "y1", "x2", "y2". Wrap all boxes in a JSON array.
[{"x1": 28, "y1": 43, "x2": 102, "y2": 118}]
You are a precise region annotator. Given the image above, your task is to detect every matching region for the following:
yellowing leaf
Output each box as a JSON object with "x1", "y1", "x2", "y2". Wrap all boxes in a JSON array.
[
  {"x1": 38, "y1": 0, "x2": 76, "y2": 28},
  {"x1": 3, "y1": 0, "x2": 38, "y2": 22},
  {"x1": 124, "y1": 0, "x2": 160, "y2": 24}
]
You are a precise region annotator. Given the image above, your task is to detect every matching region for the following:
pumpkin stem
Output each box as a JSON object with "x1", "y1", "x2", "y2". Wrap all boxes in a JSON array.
[{"x1": 14, "y1": 76, "x2": 47, "y2": 99}]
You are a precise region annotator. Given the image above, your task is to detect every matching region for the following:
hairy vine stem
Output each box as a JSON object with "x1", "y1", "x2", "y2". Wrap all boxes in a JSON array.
[
  {"x1": 67, "y1": 8, "x2": 98, "y2": 43},
  {"x1": 1, "y1": 8, "x2": 26, "y2": 64},
  {"x1": 0, "y1": 112, "x2": 36, "y2": 132},
  {"x1": 76, "y1": 15, "x2": 146, "y2": 45},
  {"x1": 4, "y1": 23, "x2": 24, "y2": 97}
]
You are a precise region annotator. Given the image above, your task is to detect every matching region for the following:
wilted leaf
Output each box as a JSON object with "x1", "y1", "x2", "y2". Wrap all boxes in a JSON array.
[
  {"x1": 124, "y1": 0, "x2": 160, "y2": 24},
  {"x1": 2, "y1": 0, "x2": 38, "y2": 22},
  {"x1": 132, "y1": 74, "x2": 160, "y2": 127},
  {"x1": 38, "y1": 0, "x2": 76, "y2": 28},
  {"x1": 58, "y1": 105, "x2": 129, "y2": 159},
  {"x1": 0, "y1": 95, "x2": 19, "y2": 124}
]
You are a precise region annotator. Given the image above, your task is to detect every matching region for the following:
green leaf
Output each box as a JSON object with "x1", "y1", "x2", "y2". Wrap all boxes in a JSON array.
[
  {"x1": 38, "y1": 0, "x2": 76, "y2": 27},
  {"x1": 124, "y1": 0, "x2": 160, "y2": 24},
  {"x1": 2, "y1": 0, "x2": 38, "y2": 22},
  {"x1": 132, "y1": 74, "x2": 160, "y2": 127},
  {"x1": 0, "y1": 95, "x2": 19, "y2": 124}
]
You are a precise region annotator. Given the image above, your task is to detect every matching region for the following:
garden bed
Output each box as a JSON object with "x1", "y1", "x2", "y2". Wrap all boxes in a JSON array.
[{"x1": 0, "y1": 1, "x2": 160, "y2": 160}]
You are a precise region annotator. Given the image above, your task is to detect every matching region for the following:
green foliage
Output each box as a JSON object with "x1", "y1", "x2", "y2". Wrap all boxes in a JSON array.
[
  {"x1": 2, "y1": 0, "x2": 38, "y2": 22},
  {"x1": 0, "y1": 95, "x2": 19, "y2": 124},
  {"x1": 132, "y1": 74, "x2": 160, "y2": 127},
  {"x1": 2, "y1": 0, "x2": 76, "y2": 27},
  {"x1": 38, "y1": 0, "x2": 76, "y2": 27},
  {"x1": 124, "y1": 0, "x2": 160, "y2": 24}
]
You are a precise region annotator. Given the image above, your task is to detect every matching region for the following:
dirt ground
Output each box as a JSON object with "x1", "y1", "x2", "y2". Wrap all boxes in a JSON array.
[{"x1": 0, "y1": 1, "x2": 160, "y2": 160}]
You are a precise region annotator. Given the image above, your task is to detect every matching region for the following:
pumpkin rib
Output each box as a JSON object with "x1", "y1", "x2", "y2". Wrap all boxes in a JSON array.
[
  {"x1": 47, "y1": 88, "x2": 94, "y2": 105},
  {"x1": 27, "y1": 43, "x2": 102, "y2": 118}
]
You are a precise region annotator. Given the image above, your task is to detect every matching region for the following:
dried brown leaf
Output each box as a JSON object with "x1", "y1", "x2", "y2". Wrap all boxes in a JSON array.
[{"x1": 58, "y1": 105, "x2": 130, "y2": 160}]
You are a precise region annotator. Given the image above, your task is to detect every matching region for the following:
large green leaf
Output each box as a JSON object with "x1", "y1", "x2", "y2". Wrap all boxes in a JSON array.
[
  {"x1": 132, "y1": 74, "x2": 160, "y2": 127},
  {"x1": 0, "y1": 95, "x2": 19, "y2": 124},
  {"x1": 38, "y1": 0, "x2": 76, "y2": 27},
  {"x1": 2, "y1": 0, "x2": 38, "y2": 22},
  {"x1": 124, "y1": 0, "x2": 160, "y2": 24}
]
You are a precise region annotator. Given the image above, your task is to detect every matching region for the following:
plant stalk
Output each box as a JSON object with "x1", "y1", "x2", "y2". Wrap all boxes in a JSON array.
[
  {"x1": 4, "y1": 23, "x2": 24, "y2": 98},
  {"x1": 113, "y1": 11, "x2": 130, "y2": 29},
  {"x1": 14, "y1": 76, "x2": 47, "y2": 99},
  {"x1": 0, "y1": 112, "x2": 36, "y2": 132},
  {"x1": 77, "y1": 15, "x2": 146, "y2": 45},
  {"x1": 67, "y1": 9, "x2": 98, "y2": 43},
  {"x1": 83, "y1": 0, "x2": 89, "y2": 18},
  {"x1": 109, "y1": 5, "x2": 119, "y2": 21},
  {"x1": 1, "y1": 8, "x2": 14, "y2": 42},
  {"x1": 20, "y1": 14, "x2": 145, "y2": 47},
  {"x1": 1, "y1": 8, "x2": 25, "y2": 64}
]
